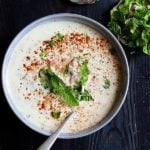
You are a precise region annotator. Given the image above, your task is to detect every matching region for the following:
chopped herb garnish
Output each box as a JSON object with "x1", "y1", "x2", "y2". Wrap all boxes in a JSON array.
[
  {"x1": 39, "y1": 52, "x2": 46, "y2": 59},
  {"x1": 38, "y1": 58, "x2": 93, "y2": 106},
  {"x1": 56, "y1": 32, "x2": 64, "y2": 41},
  {"x1": 49, "y1": 32, "x2": 64, "y2": 47},
  {"x1": 39, "y1": 68, "x2": 79, "y2": 106},
  {"x1": 80, "y1": 60, "x2": 88, "y2": 85},
  {"x1": 51, "y1": 111, "x2": 61, "y2": 119},
  {"x1": 84, "y1": 33, "x2": 89, "y2": 38},
  {"x1": 38, "y1": 61, "x2": 93, "y2": 106},
  {"x1": 50, "y1": 39, "x2": 55, "y2": 47},
  {"x1": 79, "y1": 89, "x2": 94, "y2": 101},
  {"x1": 74, "y1": 60, "x2": 93, "y2": 101},
  {"x1": 103, "y1": 79, "x2": 111, "y2": 89},
  {"x1": 39, "y1": 50, "x2": 50, "y2": 59}
]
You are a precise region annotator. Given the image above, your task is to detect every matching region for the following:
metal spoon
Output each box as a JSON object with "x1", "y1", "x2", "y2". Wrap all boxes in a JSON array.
[{"x1": 37, "y1": 111, "x2": 75, "y2": 150}]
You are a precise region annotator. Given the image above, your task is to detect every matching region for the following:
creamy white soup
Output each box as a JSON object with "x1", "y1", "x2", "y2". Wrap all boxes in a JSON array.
[{"x1": 6, "y1": 20, "x2": 122, "y2": 133}]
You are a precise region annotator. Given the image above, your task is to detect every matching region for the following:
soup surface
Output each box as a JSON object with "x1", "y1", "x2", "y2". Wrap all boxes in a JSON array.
[{"x1": 6, "y1": 20, "x2": 122, "y2": 133}]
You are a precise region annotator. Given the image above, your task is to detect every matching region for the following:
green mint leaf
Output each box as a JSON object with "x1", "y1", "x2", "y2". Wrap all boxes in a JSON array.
[
  {"x1": 61, "y1": 87, "x2": 79, "y2": 106},
  {"x1": 74, "y1": 60, "x2": 93, "y2": 101},
  {"x1": 108, "y1": 21, "x2": 121, "y2": 35},
  {"x1": 108, "y1": 0, "x2": 150, "y2": 55},
  {"x1": 80, "y1": 60, "x2": 89, "y2": 85},
  {"x1": 39, "y1": 61, "x2": 93, "y2": 106},
  {"x1": 79, "y1": 89, "x2": 94, "y2": 101},
  {"x1": 45, "y1": 68, "x2": 79, "y2": 106},
  {"x1": 143, "y1": 43, "x2": 150, "y2": 55}
]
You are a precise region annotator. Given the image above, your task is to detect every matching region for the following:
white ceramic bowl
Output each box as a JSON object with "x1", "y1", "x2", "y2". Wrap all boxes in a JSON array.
[{"x1": 2, "y1": 13, "x2": 129, "y2": 139}]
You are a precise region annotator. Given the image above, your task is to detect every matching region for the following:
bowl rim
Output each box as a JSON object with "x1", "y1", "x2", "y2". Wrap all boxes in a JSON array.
[{"x1": 2, "y1": 13, "x2": 129, "y2": 139}]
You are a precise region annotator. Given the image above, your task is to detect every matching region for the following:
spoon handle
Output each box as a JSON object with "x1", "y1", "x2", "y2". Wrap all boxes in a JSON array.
[{"x1": 37, "y1": 111, "x2": 75, "y2": 150}]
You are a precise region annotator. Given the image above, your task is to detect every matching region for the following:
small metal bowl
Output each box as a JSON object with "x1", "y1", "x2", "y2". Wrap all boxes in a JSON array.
[
  {"x1": 70, "y1": 0, "x2": 99, "y2": 4},
  {"x1": 2, "y1": 13, "x2": 129, "y2": 139}
]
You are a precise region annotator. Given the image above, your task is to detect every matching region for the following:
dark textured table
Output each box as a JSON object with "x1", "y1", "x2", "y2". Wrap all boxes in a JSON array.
[{"x1": 0, "y1": 0, "x2": 150, "y2": 150}]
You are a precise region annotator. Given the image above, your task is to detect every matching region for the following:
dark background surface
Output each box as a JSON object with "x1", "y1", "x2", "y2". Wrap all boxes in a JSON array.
[{"x1": 0, "y1": 0, "x2": 150, "y2": 150}]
